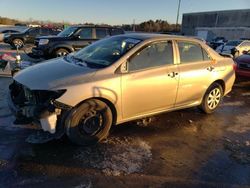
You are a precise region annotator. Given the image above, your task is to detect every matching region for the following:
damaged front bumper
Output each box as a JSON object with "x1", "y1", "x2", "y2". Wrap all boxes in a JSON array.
[{"x1": 8, "y1": 81, "x2": 71, "y2": 134}]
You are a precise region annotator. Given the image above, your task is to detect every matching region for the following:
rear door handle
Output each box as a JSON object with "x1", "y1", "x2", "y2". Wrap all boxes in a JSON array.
[{"x1": 168, "y1": 72, "x2": 178, "y2": 78}]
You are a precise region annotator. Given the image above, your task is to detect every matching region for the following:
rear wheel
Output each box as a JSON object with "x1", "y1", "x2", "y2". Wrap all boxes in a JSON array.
[
  {"x1": 54, "y1": 48, "x2": 69, "y2": 57},
  {"x1": 200, "y1": 83, "x2": 223, "y2": 114},
  {"x1": 66, "y1": 99, "x2": 113, "y2": 146}
]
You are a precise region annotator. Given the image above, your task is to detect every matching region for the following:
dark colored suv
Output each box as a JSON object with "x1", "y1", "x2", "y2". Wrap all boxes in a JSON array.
[
  {"x1": 32, "y1": 25, "x2": 125, "y2": 58},
  {"x1": 3, "y1": 27, "x2": 60, "y2": 49}
]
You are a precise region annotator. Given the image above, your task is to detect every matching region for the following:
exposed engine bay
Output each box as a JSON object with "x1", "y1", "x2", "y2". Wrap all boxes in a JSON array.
[{"x1": 8, "y1": 81, "x2": 71, "y2": 134}]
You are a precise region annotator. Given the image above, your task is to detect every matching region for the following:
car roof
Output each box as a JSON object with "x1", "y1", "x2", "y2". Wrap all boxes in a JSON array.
[
  {"x1": 116, "y1": 33, "x2": 199, "y2": 42},
  {"x1": 70, "y1": 25, "x2": 122, "y2": 29}
]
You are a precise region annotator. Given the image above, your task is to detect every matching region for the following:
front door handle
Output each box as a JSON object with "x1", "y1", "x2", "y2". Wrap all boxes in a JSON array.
[
  {"x1": 168, "y1": 72, "x2": 178, "y2": 78},
  {"x1": 207, "y1": 66, "x2": 215, "y2": 72}
]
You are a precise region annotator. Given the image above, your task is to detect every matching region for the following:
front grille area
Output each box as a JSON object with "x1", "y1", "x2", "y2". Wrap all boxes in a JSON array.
[
  {"x1": 239, "y1": 63, "x2": 250, "y2": 71},
  {"x1": 10, "y1": 81, "x2": 52, "y2": 106}
]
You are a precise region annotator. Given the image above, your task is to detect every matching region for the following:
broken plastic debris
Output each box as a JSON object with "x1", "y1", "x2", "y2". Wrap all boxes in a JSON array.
[{"x1": 40, "y1": 114, "x2": 57, "y2": 134}]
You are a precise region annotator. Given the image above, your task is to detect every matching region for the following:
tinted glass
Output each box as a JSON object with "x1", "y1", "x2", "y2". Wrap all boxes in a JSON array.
[
  {"x1": 226, "y1": 40, "x2": 242, "y2": 46},
  {"x1": 178, "y1": 42, "x2": 204, "y2": 63},
  {"x1": 129, "y1": 41, "x2": 173, "y2": 71},
  {"x1": 40, "y1": 28, "x2": 49, "y2": 35},
  {"x1": 110, "y1": 28, "x2": 124, "y2": 35},
  {"x1": 96, "y1": 28, "x2": 109, "y2": 39},
  {"x1": 78, "y1": 28, "x2": 92, "y2": 39},
  {"x1": 29, "y1": 28, "x2": 40, "y2": 35},
  {"x1": 58, "y1": 26, "x2": 78, "y2": 37}
]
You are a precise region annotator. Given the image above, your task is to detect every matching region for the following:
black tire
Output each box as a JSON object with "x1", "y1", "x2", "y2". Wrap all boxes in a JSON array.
[
  {"x1": 54, "y1": 48, "x2": 69, "y2": 57},
  {"x1": 12, "y1": 38, "x2": 24, "y2": 49},
  {"x1": 66, "y1": 99, "x2": 113, "y2": 146},
  {"x1": 200, "y1": 83, "x2": 223, "y2": 114}
]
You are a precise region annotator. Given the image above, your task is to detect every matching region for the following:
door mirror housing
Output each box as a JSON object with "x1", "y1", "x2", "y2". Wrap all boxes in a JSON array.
[{"x1": 74, "y1": 34, "x2": 81, "y2": 39}]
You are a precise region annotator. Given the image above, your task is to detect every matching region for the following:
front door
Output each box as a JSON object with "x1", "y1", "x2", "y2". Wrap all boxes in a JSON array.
[
  {"x1": 72, "y1": 28, "x2": 96, "y2": 50},
  {"x1": 121, "y1": 41, "x2": 179, "y2": 119},
  {"x1": 26, "y1": 28, "x2": 41, "y2": 43}
]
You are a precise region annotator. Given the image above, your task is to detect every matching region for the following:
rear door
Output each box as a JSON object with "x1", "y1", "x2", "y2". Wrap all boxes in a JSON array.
[
  {"x1": 174, "y1": 40, "x2": 215, "y2": 107},
  {"x1": 95, "y1": 28, "x2": 110, "y2": 39},
  {"x1": 121, "y1": 40, "x2": 179, "y2": 119}
]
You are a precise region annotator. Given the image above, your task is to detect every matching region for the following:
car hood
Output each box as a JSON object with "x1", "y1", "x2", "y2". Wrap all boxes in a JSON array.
[
  {"x1": 14, "y1": 57, "x2": 97, "y2": 90},
  {"x1": 235, "y1": 55, "x2": 250, "y2": 64}
]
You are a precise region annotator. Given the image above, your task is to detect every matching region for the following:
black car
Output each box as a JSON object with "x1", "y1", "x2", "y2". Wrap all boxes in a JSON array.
[
  {"x1": 32, "y1": 25, "x2": 125, "y2": 58},
  {"x1": 209, "y1": 37, "x2": 227, "y2": 50},
  {"x1": 3, "y1": 27, "x2": 60, "y2": 49}
]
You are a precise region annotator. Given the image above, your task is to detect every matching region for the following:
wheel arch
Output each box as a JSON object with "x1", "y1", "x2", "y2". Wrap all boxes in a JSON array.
[
  {"x1": 75, "y1": 97, "x2": 117, "y2": 126},
  {"x1": 11, "y1": 37, "x2": 25, "y2": 45},
  {"x1": 212, "y1": 79, "x2": 225, "y2": 94},
  {"x1": 50, "y1": 45, "x2": 74, "y2": 54},
  {"x1": 200, "y1": 79, "x2": 225, "y2": 105}
]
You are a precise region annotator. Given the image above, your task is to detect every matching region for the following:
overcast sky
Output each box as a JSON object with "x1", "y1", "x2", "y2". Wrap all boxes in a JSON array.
[{"x1": 0, "y1": 0, "x2": 249, "y2": 25}]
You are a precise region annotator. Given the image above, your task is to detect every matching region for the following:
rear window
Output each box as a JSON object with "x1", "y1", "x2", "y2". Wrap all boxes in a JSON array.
[{"x1": 226, "y1": 40, "x2": 242, "y2": 46}]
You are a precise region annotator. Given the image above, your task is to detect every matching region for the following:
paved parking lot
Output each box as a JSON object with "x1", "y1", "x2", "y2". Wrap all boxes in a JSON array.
[{"x1": 0, "y1": 43, "x2": 249, "y2": 187}]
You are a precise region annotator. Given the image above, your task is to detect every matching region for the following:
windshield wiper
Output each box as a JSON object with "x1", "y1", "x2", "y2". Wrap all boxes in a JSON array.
[
  {"x1": 83, "y1": 60, "x2": 108, "y2": 69},
  {"x1": 64, "y1": 56, "x2": 87, "y2": 66}
]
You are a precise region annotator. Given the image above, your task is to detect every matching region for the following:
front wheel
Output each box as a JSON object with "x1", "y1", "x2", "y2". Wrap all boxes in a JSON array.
[
  {"x1": 200, "y1": 83, "x2": 223, "y2": 114},
  {"x1": 12, "y1": 39, "x2": 24, "y2": 49},
  {"x1": 66, "y1": 99, "x2": 113, "y2": 146}
]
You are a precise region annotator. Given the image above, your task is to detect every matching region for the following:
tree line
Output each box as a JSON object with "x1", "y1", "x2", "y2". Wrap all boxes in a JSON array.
[{"x1": 0, "y1": 17, "x2": 181, "y2": 32}]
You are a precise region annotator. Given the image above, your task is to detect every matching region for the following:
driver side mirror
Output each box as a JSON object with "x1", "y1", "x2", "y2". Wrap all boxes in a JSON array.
[{"x1": 74, "y1": 34, "x2": 81, "y2": 39}]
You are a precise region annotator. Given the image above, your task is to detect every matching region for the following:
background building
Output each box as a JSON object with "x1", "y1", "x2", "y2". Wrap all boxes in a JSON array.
[{"x1": 181, "y1": 9, "x2": 250, "y2": 41}]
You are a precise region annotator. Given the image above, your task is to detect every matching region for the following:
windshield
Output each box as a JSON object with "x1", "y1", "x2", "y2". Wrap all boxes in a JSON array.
[
  {"x1": 58, "y1": 26, "x2": 78, "y2": 37},
  {"x1": 21, "y1": 28, "x2": 30, "y2": 33},
  {"x1": 226, "y1": 40, "x2": 242, "y2": 46},
  {"x1": 69, "y1": 36, "x2": 142, "y2": 67}
]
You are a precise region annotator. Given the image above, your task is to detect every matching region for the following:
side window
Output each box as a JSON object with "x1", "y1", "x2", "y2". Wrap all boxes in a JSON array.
[
  {"x1": 78, "y1": 28, "x2": 93, "y2": 39},
  {"x1": 129, "y1": 41, "x2": 173, "y2": 72},
  {"x1": 29, "y1": 28, "x2": 40, "y2": 36},
  {"x1": 110, "y1": 28, "x2": 124, "y2": 35},
  {"x1": 96, "y1": 28, "x2": 109, "y2": 39},
  {"x1": 40, "y1": 28, "x2": 49, "y2": 35},
  {"x1": 178, "y1": 41, "x2": 206, "y2": 63}
]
